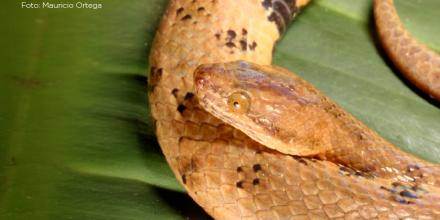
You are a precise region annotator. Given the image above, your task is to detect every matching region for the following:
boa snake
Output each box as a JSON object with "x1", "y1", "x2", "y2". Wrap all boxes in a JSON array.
[{"x1": 148, "y1": 0, "x2": 440, "y2": 219}]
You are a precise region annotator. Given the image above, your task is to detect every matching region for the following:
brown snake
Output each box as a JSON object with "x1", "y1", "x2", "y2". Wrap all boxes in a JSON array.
[{"x1": 148, "y1": 0, "x2": 440, "y2": 219}]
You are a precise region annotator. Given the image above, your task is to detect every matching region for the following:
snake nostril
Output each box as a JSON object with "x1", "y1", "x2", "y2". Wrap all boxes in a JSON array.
[{"x1": 195, "y1": 77, "x2": 206, "y2": 88}]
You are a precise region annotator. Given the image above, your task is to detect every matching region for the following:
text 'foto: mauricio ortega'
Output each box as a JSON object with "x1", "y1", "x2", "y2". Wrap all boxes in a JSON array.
[{"x1": 21, "y1": 2, "x2": 103, "y2": 10}]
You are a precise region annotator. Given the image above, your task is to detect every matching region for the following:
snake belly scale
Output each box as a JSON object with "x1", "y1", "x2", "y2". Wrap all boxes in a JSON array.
[{"x1": 148, "y1": 0, "x2": 440, "y2": 219}]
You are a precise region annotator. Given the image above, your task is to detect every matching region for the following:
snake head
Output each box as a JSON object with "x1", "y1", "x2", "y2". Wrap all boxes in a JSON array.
[{"x1": 194, "y1": 60, "x2": 332, "y2": 156}]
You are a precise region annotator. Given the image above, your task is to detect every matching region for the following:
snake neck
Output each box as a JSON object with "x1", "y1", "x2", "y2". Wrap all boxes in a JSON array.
[{"x1": 260, "y1": 0, "x2": 311, "y2": 34}]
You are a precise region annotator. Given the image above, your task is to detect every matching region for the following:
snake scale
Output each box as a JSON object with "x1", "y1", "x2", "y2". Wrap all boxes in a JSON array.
[{"x1": 148, "y1": 0, "x2": 440, "y2": 219}]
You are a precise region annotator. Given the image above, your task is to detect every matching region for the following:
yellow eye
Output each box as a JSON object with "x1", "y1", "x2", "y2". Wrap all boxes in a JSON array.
[{"x1": 228, "y1": 91, "x2": 251, "y2": 113}]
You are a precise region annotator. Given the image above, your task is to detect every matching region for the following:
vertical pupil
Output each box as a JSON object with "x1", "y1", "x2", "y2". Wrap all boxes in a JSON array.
[
  {"x1": 233, "y1": 101, "x2": 240, "y2": 108},
  {"x1": 228, "y1": 91, "x2": 250, "y2": 113}
]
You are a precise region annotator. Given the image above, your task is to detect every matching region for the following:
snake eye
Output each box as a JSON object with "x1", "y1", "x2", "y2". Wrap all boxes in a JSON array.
[{"x1": 228, "y1": 91, "x2": 251, "y2": 113}]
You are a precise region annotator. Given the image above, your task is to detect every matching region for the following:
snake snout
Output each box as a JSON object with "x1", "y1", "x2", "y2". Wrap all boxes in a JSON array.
[
  {"x1": 194, "y1": 65, "x2": 214, "y2": 90},
  {"x1": 194, "y1": 63, "x2": 230, "y2": 92}
]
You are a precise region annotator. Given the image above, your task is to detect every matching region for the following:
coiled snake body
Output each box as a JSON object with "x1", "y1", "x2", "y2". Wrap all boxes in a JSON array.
[{"x1": 148, "y1": 0, "x2": 440, "y2": 219}]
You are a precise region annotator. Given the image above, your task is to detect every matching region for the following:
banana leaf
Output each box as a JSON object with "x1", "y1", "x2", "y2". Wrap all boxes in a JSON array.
[{"x1": 1, "y1": 0, "x2": 439, "y2": 219}]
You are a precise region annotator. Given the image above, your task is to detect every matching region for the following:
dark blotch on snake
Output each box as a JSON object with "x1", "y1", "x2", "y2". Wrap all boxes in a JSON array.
[
  {"x1": 150, "y1": 66, "x2": 156, "y2": 76},
  {"x1": 177, "y1": 104, "x2": 187, "y2": 113},
  {"x1": 184, "y1": 92, "x2": 195, "y2": 100},
  {"x1": 227, "y1": 30, "x2": 236, "y2": 41},
  {"x1": 298, "y1": 159, "x2": 308, "y2": 165},
  {"x1": 226, "y1": 42, "x2": 235, "y2": 48},
  {"x1": 236, "y1": 181, "x2": 244, "y2": 188},
  {"x1": 268, "y1": 12, "x2": 284, "y2": 33},
  {"x1": 149, "y1": 67, "x2": 163, "y2": 87},
  {"x1": 239, "y1": 40, "x2": 247, "y2": 51},
  {"x1": 181, "y1": 174, "x2": 187, "y2": 184},
  {"x1": 252, "y1": 178, "x2": 260, "y2": 185},
  {"x1": 249, "y1": 41, "x2": 257, "y2": 50},
  {"x1": 400, "y1": 190, "x2": 418, "y2": 199},
  {"x1": 171, "y1": 88, "x2": 179, "y2": 97},
  {"x1": 176, "y1": 7, "x2": 184, "y2": 15},
  {"x1": 262, "y1": 0, "x2": 272, "y2": 9},
  {"x1": 267, "y1": 0, "x2": 300, "y2": 34},
  {"x1": 292, "y1": 155, "x2": 308, "y2": 165},
  {"x1": 273, "y1": 1, "x2": 291, "y2": 27},
  {"x1": 380, "y1": 186, "x2": 397, "y2": 194},
  {"x1": 253, "y1": 164, "x2": 262, "y2": 172},
  {"x1": 181, "y1": 14, "x2": 192, "y2": 20},
  {"x1": 236, "y1": 166, "x2": 243, "y2": 172}
]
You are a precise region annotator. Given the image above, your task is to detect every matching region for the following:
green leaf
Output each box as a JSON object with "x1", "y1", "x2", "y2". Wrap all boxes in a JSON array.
[{"x1": 1, "y1": 0, "x2": 439, "y2": 219}]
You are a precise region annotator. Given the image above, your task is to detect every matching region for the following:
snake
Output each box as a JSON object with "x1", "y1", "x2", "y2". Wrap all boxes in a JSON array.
[{"x1": 148, "y1": 0, "x2": 440, "y2": 219}]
